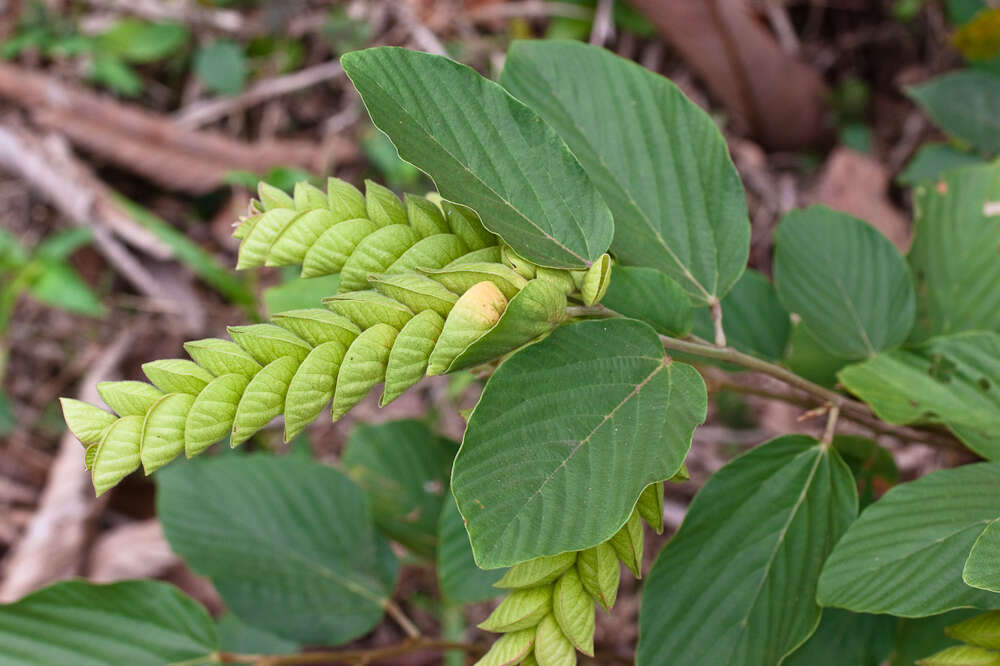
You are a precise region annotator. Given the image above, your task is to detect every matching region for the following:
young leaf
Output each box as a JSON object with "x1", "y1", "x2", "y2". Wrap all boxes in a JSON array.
[
  {"x1": 534, "y1": 614, "x2": 576, "y2": 666},
  {"x1": 552, "y1": 568, "x2": 595, "y2": 656},
  {"x1": 157, "y1": 456, "x2": 398, "y2": 645},
  {"x1": 340, "y1": 47, "x2": 613, "y2": 269},
  {"x1": 817, "y1": 463, "x2": 1000, "y2": 616},
  {"x1": 194, "y1": 40, "x2": 246, "y2": 95},
  {"x1": 916, "y1": 645, "x2": 1000, "y2": 666},
  {"x1": 478, "y1": 585, "x2": 553, "y2": 632},
  {"x1": 500, "y1": 40, "x2": 749, "y2": 305},
  {"x1": 907, "y1": 71, "x2": 1000, "y2": 156},
  {"x1": 453, "y1": 319, "x2": 706, "y2": 568},
  {"x1": 342, "y1": 420, "x2": 456, "y2": 559},
  {"x1": 908, "y1": 162, "x2": 1000, "y2": 341},
  {"x1": 893, "y1": 610, "x2": 982, "y2": 666},
  {"x1": 0, "y1": 580, "x2": 217, "y2": 666},
  {"x1": 495, "y1": 553, "x2": 578, "y2": 590},
  {"x1": 638, "y1": 436, "x2": 857, "y2": 666},
  {"x1": 576, "y1": 543, "x2": 619, "y2": 612},
  {"x1": 774, "y1": 206, "x2": 916, "y2": 359},
  {"x1": 438, "y1": 498, "x2": 505, "y2": 603},
  {"x1": 837, "y1": 331, "x2": 1000, "y2": 459},
  {"x1": 608, "y1": 509, "x2": 643, "y2": 579},
  {"x1": 947, "y1": 611, "x2": 1000, "y2": 650},
  {"x1": 474, "y1": 628, "x2": 535, "y2": 666},
  {"x1": 59, "y1": 397, "x2": 117, "y2": 445}
]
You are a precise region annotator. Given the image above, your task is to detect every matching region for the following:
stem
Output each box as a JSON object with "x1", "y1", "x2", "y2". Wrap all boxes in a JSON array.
[
  {"x1": 710, "y1": 299, "x2": 726, "y2": 347},
  {"x1": 821, "y1": 405, "x2": 840, "y2": 448},
  {"x1": 226, "y1": 639, "x2": 482, "y2": 666}
]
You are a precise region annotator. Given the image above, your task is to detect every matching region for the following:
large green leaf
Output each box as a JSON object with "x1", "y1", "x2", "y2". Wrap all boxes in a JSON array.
[
  {"x1": 340, "y1": 47, "x2": 613, "y2": 269},
  {"x1": 158, "y1": 456, "x2": 398, "y2": 645},
  {"x1": 908, "y1": 161, "x2": 1000, "y2": 341},
  {"x1": 437, "y1": 498, "x2": 504, "y2": 603},
  {"x1": 784, "y1": 609, "x2": 896, "y2": 666},
  {"x1": 907, "y1": 71, "x2": 1000, "y2": 156},
  {"x1": 342, "y1": 420, "x2": 456, "y2": 559},
  {"x1": 774, "y1": 206, "x2": 916, "y2": 359},
  {"x1": 0, "y1": 580, "x2": 217, "y2": 666},
  {"x1": 691, "y1": 269, "x2": 791, "y2": 361},
  {"x1": 500, "y1": 40, "x2": 749, "y2": 304},
  {"x1": 637, "y1": 436, "x2": 857, "y2": 666},
  {"x1": 837, "y1": 331, "x2": 1000, "y2": 459},
  {"x1": 817, "y1": 463, "x2": 1000, "y2": 616},
  {"x1": 453, "y1": 318, "x2": 706, "y2": 568}
]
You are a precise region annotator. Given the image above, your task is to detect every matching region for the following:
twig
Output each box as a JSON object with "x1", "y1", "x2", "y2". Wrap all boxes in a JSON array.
[
  {"x1": 392, "y1": 2, "x2": 448, "y2": 56},
  {"x1": 821, "y1": 404, "x2": 840, "y2": 447},
  {"x1": 0, "y1": 331, "x2": 134, "y2": 601},
  {"x1": 227, "y1": 639, "x2": 483, "y2": 666},
  {"x1": 384, "y1": 599, "x2": 422, "y2": 639},
  {"x1": 81, "y1": 0, "x2": 247, "y2": 34},
  {"x1": 590, "y1": 0, "x2": 616, "y2": 46},
  {"x1": 174, "y1": 61, "x2": 346, "y2": 129}
]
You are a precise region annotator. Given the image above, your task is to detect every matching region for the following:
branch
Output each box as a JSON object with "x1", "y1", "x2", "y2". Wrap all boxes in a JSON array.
[{"x1": 222, "y1": 639, "x2": 483, "y2": 666}]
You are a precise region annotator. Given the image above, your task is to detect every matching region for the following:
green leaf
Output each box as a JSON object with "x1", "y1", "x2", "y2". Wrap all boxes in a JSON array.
[
  {"x1": 898, "y1": 144, "x2": 984, "y2": 186},
  {"x1": 784, "y1": 321, "x2": 853, "y2": 388},
  {"x1": 89, "y1": 54, "x2": 142, "y2": 96},
  {"x1": 32, "y1": 228, "x2": 93, "y2": 261},
  {"x1": 837, "y1": 331, "x2": 1000, "y2": 458},
  {"x1": 774, "y1": 206, "x2": 916, "y2": 359},
  {"x1": 216, "y1": 612, "x2": 298, "y2": 656},
  {"x1": 29, "y1": 261, "x2": 105, "y2": 317},
  {"x1": 157, "y1": 456, "x2": 398, "y2": 645},
  {"x1": 475, "y1": 628, "x2": 535, "y2": 666},
  {"x1": 817, "y1": 463, "x2": 1000, "y2": 616},
  {"x1": 608, "y1": 509, "x2": 643, "y2": 579},
  {"x1": 340, "y1": 47, "x2": 613, "y2": 269},
  {"x1": 907, "y1": 71, "x2": 1000, "y2": 156},
  {"x1": 342, "y1": 420, "x2": 456, "y2": 558},
  {"x1": 600, "y1": 266, "x2": 692, "y2": 337},
  {"x1": 0, "y1": 579, "x2": 217, "y2": 666},
  {"x1": 893, "y1": 610, "x2": 982, "y2": 666},
  {"x1": 0, "y1": 391, "x2": 14, "y2": 438},
  {"x1": 195, "y1": 40, "x2": 247, "y2": 95},
  {"x1": 98, "y1": 19, "x2": 189, "y2": 63},
  {"x1": 966, "y1": 521, "x2": 1000, "y2": 592},
  {"x1": 534, "y1": 613, "x2": 576, "y2": 666},
  {"x1": 784, "y1": 609, "x2": 896, "y2": 666},
  {"x1": 264, "y1": 274, "x2": 341, "y2": 315},
  {"x1": 500, "y1": 40, "x2": 749, "y2": 304},
  {"x1": 908, "y1": 161, "x2": 1000, "y2": 341},
  {"x1": 637, "y1": 436, "x2": 857, "y2": 666},
  {"x1": 691, "y1": 269, "x2": 791, "y2": 361},
  {"x1": 437, "y1": 498, "x2": 504, "y2": 603},
  {"x1": 453, "y1": 318, "x2": 706, "y2": 568},
  {"x1": 59, "y1": 397, "x2": 116, "y2": 445}
]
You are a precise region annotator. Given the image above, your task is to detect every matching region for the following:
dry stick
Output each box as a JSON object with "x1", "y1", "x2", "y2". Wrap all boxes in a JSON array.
[
  {"x1": 225, "y1": 639, "x2": 482, "y2": 666},
  {"x1": 467, "y1": 0, "x2": 594, "y2": 21},
  {"x1": 82, "y1": 0, "x2": 246, "y2": 34},
  {"x1": 384, "y1": 599, "x2": 421, "y2": 639},
  {"x1": 174, "y1": 60, "x2": 347, "y2": 129}
]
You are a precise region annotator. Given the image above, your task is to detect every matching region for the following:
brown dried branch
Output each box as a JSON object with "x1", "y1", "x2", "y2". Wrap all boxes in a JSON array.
[{"x1": 0, "y1": 62, "x2": 357, "y2": 193}]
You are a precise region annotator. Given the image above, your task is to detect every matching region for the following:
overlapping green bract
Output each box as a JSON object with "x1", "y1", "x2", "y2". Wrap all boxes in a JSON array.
[{"x1": 59, "y1": 179, "x2": 613, "y2": 495}]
